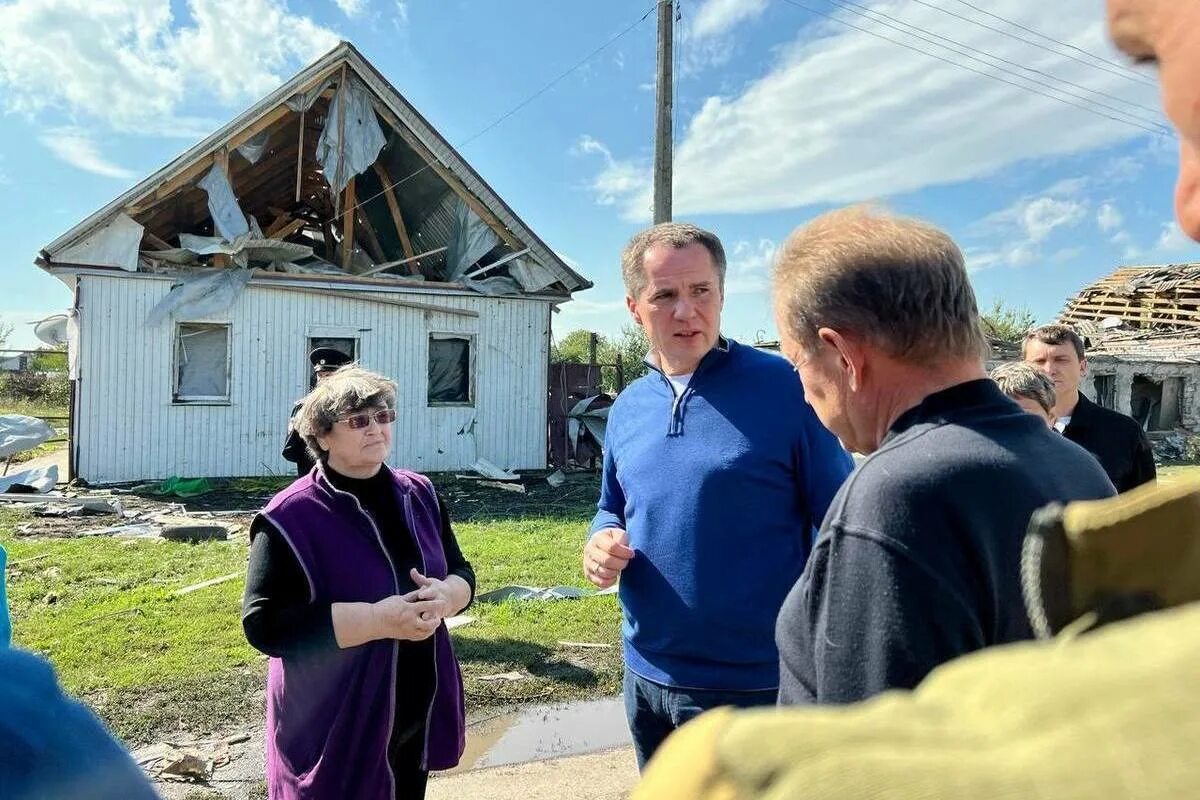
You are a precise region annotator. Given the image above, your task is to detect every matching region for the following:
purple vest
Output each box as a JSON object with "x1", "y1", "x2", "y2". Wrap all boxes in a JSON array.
[{"x1": 258, "y1": 465, "x2": 466, "y2": 800}]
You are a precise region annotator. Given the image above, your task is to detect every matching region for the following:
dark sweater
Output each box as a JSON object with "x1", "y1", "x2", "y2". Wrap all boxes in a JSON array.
[
  {"x1": 776, "y1": 379, "x2": 1116, "y2": 706},
  {"x1": 242, "y1": 466, "x2": 474, "y2": 770},
  {"x1": 1064, "y1": 393, "x2": 1156, "y2": 493}
]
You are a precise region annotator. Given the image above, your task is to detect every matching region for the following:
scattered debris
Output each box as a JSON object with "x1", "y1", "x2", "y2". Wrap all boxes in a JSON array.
[
  {"x1": 478, "y1": 671, "x2": 528, "y2": 683},
  {"x1": 78, "y1": 523, "x2": 160, "y2": 538},
  {"x1": 445, "y1": 614, "x2": 476, "y2": 630},
  {"x1": 174, "y1": 573, "x2": 241, "y2": 596},
  {"x1": 479, "y1": 480, "x2": 526, "y2": 494},
  {"x1": 134, "y1": 743, "x2": 214, "y2": 783},
  {"x1": 149, "y1": 477, "x2": 214, "y2": 498},
  {"x1": 557, "y1": 641, "x2": 614, "y2": 650},
  {"x1": 157, "y1": 515, "x2": 231, "y2": 542},
  {"x1": 545, "y1": 470, "x2": 566, "y2": 488},
  {"x1": 477, "y1": 585, "x2": 591, "y2": 603},
  {"x1": 0, "y1": 465, "x2": 59, "y2": 494},
  {"x1": 224, "y1": 732, "x2": 251, "y2": 746},
  {"x1": 0, "y1": 414, "x2": 54, "y2": 459},
  {"x1": 471, "y1": 458, "x2": 520, "y2": 481}
]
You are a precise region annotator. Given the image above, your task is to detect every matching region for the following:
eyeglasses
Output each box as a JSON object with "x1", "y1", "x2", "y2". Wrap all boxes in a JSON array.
[{"x1": 336, "y1": 408, "x2": 396, "y2": 429}]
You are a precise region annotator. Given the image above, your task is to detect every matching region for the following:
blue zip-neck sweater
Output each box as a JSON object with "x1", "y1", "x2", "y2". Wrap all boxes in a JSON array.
[{"x1": 591, "y1": 338, "x2": 853, "y2": 691}]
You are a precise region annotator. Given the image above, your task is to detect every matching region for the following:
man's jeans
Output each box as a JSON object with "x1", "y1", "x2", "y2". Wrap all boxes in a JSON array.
[{"x1": 623, "y1": 668, "x2": 777, "y2": 770}]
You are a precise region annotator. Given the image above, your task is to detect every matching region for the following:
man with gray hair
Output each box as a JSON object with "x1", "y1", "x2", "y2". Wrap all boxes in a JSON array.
[
  {"x1": 990, "y1": 361, "x2": 1056, "y2": 427},
  {"x1": 584, "y1": 222, "x2": 853, "y2": 767},
  {"x1": 771, "y1": 206, "x2": 1114, "y2": 705}
]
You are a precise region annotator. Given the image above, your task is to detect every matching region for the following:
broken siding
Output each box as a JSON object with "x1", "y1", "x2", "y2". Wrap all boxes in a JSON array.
[{"x1": 75, "y1": 273, "x2": 550, "y2": 483}]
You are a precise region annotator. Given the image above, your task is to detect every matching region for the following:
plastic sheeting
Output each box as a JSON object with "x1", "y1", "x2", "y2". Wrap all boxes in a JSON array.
[
  {"x1": 160, "y1": 234, "x2": 313, "y2": 269},
  {"x1": 508, "y1": 257, "x2": 558, "y2": 293},
  {"x1": 445, "y1": 198, "x2": 500, "y2": 281},
  {"x1": 176, "y1": 325, "x2": 229, "y2": 398},
  {"x1": 428, "y1": 335, "x2": 471, "y2": 403},
  {"x1": 146, "y1": 269, "x2": 252, "y2": 327},
  {"x1": 465, "y1": 275, "x2": 523, "y2": 296},
  {"x1": 0, "y1": 465, "x2": 58, "y2": 494},
  {"x1": 197, "y1": 163, "x2": 250, "y2": 241},
  {"x1": 55, "y1": 213, "x2": 143, "y2": 271},
  {"x1": 568, "y1": 396, "x2": 610, "y2": 456},
  {"x1": 286, "y1": 75, "x2": 337, "y2": 113},
  {"x1": 0, "y1": 415, "x2": 54, "y2": 459},
  {"x1": 236, "y1": 131, "x2": 270, "y2": 165},
  {"x1": 316, "y1": 76, "x2": 386, "y2": 197}
]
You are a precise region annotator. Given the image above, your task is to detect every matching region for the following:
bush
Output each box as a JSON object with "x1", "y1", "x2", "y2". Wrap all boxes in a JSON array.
[{"x1": 0, "y1": 371, "x2": 70, "y2": 407}]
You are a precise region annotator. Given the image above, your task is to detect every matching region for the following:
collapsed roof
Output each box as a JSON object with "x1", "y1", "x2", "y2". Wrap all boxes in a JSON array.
[
  {"x1": 1060, "y1": 263, "x2": 1200, "y2": 364},
  {"x1": 37, "y1": 42, "x2": 591, "y2": 299}
]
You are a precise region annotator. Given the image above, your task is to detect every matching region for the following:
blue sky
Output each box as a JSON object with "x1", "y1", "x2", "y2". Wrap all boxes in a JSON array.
[{"x1": 1, "y1": 0, "x2": 1198, "y2": 351}]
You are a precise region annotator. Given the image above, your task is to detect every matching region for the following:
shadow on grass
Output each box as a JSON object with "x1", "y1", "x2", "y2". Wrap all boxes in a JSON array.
[{"x1": 455, "y1": 636, "x2": 599, "y2": 689}]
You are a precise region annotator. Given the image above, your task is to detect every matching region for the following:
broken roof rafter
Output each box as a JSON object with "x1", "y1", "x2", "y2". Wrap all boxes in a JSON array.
[{"x1": 40, "y1": 42, "x2": 589, "y2": 294}]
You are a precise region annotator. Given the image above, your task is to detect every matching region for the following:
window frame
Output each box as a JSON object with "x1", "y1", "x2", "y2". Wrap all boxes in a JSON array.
[
  {"x1": 427, "y1": 332, "x2": 475, "y2": 407},
  {"x1": 172, "y1": 322, "x2": 232, "y2": 405}
]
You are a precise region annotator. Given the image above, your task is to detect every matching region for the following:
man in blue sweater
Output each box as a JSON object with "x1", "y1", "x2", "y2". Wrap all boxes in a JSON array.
[{"x1": 584, "y1": 222, "x2": 853, "y2": 769}]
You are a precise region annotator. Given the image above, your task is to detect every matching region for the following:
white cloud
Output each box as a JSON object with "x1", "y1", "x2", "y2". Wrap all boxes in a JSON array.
[
  {"x1": 724, "y1": 239, "x2": 777, "y2": 295},
  {"x1": 691, "y1": 0, "x2": 769, "y2": 40},
  {"x1": 1096, "y1": 202, "x2": 1123, "y2": 233},
  {"x1": 574, "y1": 135, "x2": 652, "y2": 212},
  {"x1": 0, "y1": 0, "x2": 339, "y2": 134},
  {"x1": 334, "y1": 0, "x2": 365, "y2": 16},
  {"x1": 1157, "y1": 221, "x2": 1194, "y2": 252},
  {"x1": 1022, "y1": 197, "x2": 1086, "y2": 242},
  {"x1": 40, "y1": 128, "x2": 137, "y2": 179},
  {"x1": 586, "y1": 0, "x2": 1166, "y2": 220}
]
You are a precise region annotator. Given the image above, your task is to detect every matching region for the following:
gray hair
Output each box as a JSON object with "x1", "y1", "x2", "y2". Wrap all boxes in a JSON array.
[
  {"x1": 772, "y1": 204, "x2": 986, "y2": 364},
  {"x1": 296, "y1": 366, "x2": 396, "y2": 462},
  {"x1": 990, "y1": 361, "x2": 1056, "y2": 413},
  {"x1": 621, "y1": 222, "x2": 727, "y2": 299}
]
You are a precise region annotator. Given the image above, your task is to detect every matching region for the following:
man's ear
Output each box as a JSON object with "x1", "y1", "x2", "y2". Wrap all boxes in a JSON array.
[
  {"x1": 818, "y1": 328, "x2": 863, "y2": 391},
  {"x1": 626, "y1": 295, "x2": 642, "y2": 327}
]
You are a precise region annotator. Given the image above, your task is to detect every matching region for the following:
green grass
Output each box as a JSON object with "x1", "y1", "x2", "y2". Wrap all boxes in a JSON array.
[
  {"x1": 0, "y1": 398, "x2": 69, "y2": 420},
  {"x1": 0, "y1": 481, "x2": 621, "y2": 746}
]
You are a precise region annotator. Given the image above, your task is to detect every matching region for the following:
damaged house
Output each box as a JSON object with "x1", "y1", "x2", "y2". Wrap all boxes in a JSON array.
[
  {"x1": 1059, "y1": 264, "x2": 1200, "y2": 439},
  {"x1": 36, "y1": 42, "x2": 590, "y2": 484}
]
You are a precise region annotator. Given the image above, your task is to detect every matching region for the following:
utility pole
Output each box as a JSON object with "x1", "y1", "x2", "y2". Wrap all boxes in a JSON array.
[{"x1": 653, "y1": 0, "x2": 674, "y2": 224}]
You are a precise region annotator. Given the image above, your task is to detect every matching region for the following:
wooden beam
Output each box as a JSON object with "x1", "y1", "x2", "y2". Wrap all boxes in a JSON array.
[
  {"x1": 372, "y1": 163, "x2": 416, "y2": 263},
  {"x1": 355, "y1": 210, "x2": 387, "y2": 265},
  {"x1": 341, "y1": 178, "x2": 356, "y2": 270},
  {"x1": 370, "y1": 100, "x2": 523, "y2": 250},
  {"x1": 268, "y1": 218, "x2": 307, "y2": 241},
  {"x1": 141, "y1": 231, "x2": 173, "y2": 250},
  {"x1": 260, "y1": 283, "x2": 479, "y2": 318},
  {"x1": 295, "y1": 108, "x2": 306, "y2": 203},
  {"x1": 358, "y1": 246, "x2": 448, "y2": 277},
  {"x1": 335, "y1": 64, "x2": 349, "y2": 206},
  {"x1": 322, "y1": 220, "x2": 336, "y2": 262}
]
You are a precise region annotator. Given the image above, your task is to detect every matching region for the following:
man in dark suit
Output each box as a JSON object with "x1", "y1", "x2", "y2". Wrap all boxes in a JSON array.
[
  {"x1": 281, "y1": 347, "x2": 353, "y2": 475},
  {"x1": 1023, "y1": 324, "x2": 1155, "y2": 492}
]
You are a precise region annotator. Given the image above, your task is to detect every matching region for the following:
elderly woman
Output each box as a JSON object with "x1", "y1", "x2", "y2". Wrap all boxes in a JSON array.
[
  {"x1": 242, "y1": 366, "x2": 474, "y2": 800},
  {"x1": 990, "y1": 361, "x2": 1057, "y2": 427}
]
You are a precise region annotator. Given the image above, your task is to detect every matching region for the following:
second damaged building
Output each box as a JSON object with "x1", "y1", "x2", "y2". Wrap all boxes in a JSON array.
[
  {"x1": 1060, "y1": 264, "x2": 1200, "y2": 442},
  {"x1": 35, "y1": 42, "x2": 591, "y2": 484}
]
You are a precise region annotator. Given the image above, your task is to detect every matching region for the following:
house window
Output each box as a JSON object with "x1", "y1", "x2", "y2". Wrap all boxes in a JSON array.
[
  {"x1": 1093, "y1": 374, "x2": 1116, "y2": 410},
  {"x1": 174, "y1": 323, "x2": 231, "y2": 403},
  {"x1": 307, "y1": 336, "x2": 358, "y2": 389},
  {"x1": 428, "y1": 334, "x2": 473, "y2": 406}
]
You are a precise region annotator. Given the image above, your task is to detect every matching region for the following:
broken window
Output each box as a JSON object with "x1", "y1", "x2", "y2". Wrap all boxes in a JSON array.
[
  {"x1": 307, "y1": 336, "x2": 358, "y2": 389},
  {"x1": 1093, "y1": 374, "x2": 1116, "y2": 410},
  {"x1": 1131, "y1": 374, "x2": 1183, "y2": 431},
  {"x1": 428, "y1": 334, "x2": 473, "y2": 406},
  {"x1": 174, "y1": 323, "x2": 230, "y2": 402}
]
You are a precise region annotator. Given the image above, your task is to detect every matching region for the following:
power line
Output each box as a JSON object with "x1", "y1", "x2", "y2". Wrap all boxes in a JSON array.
[
  {"x1": 324, "y1": 2, "x2": 658, "y2": 229},
  {"x1": 826, "y1": 0, "x2": 1168, "y2": 128},
  {"x1": 938, "y1": 0, "x2": 1157, "y2": 87},
  {"x1": 775, "y1": 0, "x2": 1170, "y2": 139}
]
